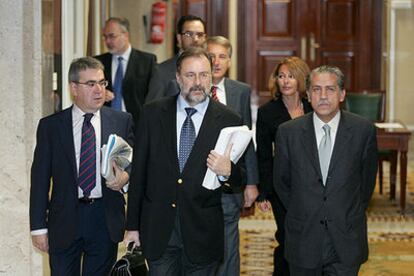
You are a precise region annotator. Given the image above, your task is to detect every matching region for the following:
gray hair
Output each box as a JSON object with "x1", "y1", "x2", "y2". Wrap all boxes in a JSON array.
[
  {"x1": 207, "y1": 36, "x2": 233, "y2": 58},
  {"x1": 106, "y1": 17, "x2": 130, "y2": 33},
  {"x1": 306, "y1": 65, "x2": 345, "y2": 91},
  {"x1": 68, "y1": 56, "x2": 104, "y2": 83}
]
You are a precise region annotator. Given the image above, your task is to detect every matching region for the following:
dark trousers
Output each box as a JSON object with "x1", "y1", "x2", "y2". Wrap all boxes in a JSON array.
[
  {"x1": 289, "y1": 231, "x2": 360, "y2": 276},
  {"x1": 49, "y1": 200, "x2": 118, "y2": 276},
  {"x1": 268, "y1": 193, "x2": 289, "y2": 276},
  {"x1": 148, "y1": 213, "x2": 219, "y2": 276},
  {"x1": 215, "y1": 192, "x2": 243, "y2": 276}
]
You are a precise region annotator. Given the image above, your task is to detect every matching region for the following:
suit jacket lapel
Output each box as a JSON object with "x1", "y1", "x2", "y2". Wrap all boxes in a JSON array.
[
  {"x1": 100, "y1": 106, "x2": 114, "y2": 146},
  {"x1": 160, "y1": 97, "x2": 180, "y2": 173},
  {"x1": 327, "y1": 112, "x2": 352, "y2": 178},
  {"x1": 102, "y1": 54, "x2": 113, "y2": 88},
  {"x1": 224, "y1": 78, "x2": 237, "y2": 105},
  {"x1": 59, "y1": 107, "x2": 77, "y2": 178},
  {"x1": 123, "y1": 49, "x2": 136, "y2": 86},
  {"x1": 300, "y1": 113, "x2": 323, "y2": 180}
]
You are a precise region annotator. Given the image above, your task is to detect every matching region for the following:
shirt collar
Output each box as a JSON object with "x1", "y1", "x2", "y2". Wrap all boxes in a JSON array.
[
  {"x1": 213, "y1": 78, "x2": 226, "y2": 92},
  {"x1": 313, "y1": 110, "x2": 341, "y2": 132},
  {"x1": 114, "y1": 44, "x2": 132, "y2": 62},
  {"x1": 177, "y1": 94, "x2": 210, "y2": 117},
  {"x1": 72, "y1": 104, "x2": 101, "y2": 121}
]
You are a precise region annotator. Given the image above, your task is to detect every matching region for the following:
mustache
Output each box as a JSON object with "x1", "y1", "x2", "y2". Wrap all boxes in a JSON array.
[
  {"x1": 317, "y1": 100, "x2": 329, "y2": 106},
  {"x1": 189, "y1": 85, "x2": 208, "y2": 95}
]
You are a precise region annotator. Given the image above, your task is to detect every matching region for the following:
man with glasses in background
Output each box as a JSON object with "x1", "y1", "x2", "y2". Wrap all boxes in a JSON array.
[
  {"x1": 30, "y1": 57, "x2": 134, "y2": 275},
  {"x1": 95, "y1": 17, "x2": 157, "y2": 124},
  {"x1": 146, "y1": 15, "x2": 207, "y2": 102}
]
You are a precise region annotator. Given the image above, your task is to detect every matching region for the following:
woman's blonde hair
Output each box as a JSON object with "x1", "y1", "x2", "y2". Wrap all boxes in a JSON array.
[{"x1": 268, "y1": 56, "x2": 310, "y2": 99}]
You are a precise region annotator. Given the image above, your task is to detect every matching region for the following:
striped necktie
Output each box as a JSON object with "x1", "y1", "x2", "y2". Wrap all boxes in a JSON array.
[
  {"x1": 78, "y1": 113, "x2": 96, "y2": 196},
  {"x1": 211, "y1": 86, "x2": 219, "y2": 102}
]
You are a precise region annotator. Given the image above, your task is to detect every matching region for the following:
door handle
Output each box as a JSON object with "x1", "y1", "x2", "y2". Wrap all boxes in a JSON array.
[
  {"x1": 310, "y1": 33, "x2": 320, "y2": 62},
  {"x1": 300, "y1": 36, "x2": 307, "y2": 61}
]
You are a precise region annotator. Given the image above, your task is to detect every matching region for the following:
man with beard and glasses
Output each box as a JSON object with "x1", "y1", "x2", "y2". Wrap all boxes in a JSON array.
[{"x1": 124, "y1": 47, "x2": 246, "y2": 275}]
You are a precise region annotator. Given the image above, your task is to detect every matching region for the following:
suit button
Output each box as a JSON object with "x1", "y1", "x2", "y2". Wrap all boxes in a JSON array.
[
  {"x1": 177, "y1": 179, "x2": 183, "y2": 184},
  {"x1": 323, "y1": 196, "x2": 327, "y2": 201},
  {"x1": 171, "y1": 203, "x2": 176, "y2": 208},
  {"x1": 320, "y1": 220, "x2": 324, "y2": 225}
]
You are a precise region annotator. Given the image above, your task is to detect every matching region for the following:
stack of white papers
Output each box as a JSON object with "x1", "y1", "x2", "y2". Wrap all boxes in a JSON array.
[
  {"x1": 101, "y1": 134, "x2": 133, "y2": 181},
  {"x1": 202, "y1": 125, "x2": 252, "y2": 190}
]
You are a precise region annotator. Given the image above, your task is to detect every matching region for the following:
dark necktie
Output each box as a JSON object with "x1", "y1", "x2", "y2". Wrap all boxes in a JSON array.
[
  {"x1": 179, "y1": 108, "x2": 197, "y2": 172},
  {"x1": 211, "y1": 86, "x2": 219, "y2": 102},
  {"x1": 112, "y1": 56, "x2": 124, "y2": 110},
  {"x1": 78, "y1": 113, "x2": 96, "y2": 196},
  {"x1": 318, "y1": 124, "x2": 332, "y2": 185}
]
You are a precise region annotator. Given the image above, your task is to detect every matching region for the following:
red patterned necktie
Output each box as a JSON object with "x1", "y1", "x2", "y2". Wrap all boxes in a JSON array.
[
  {"x1": 78, "y1": 113, "x2": 96, "y2": 197},
  {"x1": 211, "y1": 86, "x2": 219, "y2": 102}
]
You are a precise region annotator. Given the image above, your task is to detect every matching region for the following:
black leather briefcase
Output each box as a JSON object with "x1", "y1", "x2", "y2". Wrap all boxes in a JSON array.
[{"x1": 109, "y1": 243, "x2": 148, "y2": 276}]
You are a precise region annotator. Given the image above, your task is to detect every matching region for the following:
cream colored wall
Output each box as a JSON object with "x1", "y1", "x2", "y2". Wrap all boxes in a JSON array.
[
  {"x1": 110, "y1": 0, "x2": 174, "y2": 62},
  {"x1": 394, "y1": 8, "x2": 414, "y2": 128}
]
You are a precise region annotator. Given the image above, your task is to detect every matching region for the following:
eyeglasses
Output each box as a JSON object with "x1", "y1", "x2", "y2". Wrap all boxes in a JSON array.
[
  {"x1": 74, "y1": 80, "x2": 108, "y2": 88},
  {"x1": 181, "y1": 31, "x2": 206, "y2": 39},
  {"x1": 102, "y1": 33, "x2": 122, "y2": 40}
]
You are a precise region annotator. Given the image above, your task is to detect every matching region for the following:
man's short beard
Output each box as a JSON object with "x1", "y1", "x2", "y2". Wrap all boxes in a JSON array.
[{"x1": 185, "y1": 85, "x2": 208, "y2": 105}]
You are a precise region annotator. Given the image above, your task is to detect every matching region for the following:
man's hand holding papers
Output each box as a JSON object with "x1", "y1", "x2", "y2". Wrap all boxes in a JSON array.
[
  {"x1": 203, "y1": 125, "x2": 252, "y2": 190},
  {"x1": 101, "y1": 134, "x2": 133, "y2": 191}
]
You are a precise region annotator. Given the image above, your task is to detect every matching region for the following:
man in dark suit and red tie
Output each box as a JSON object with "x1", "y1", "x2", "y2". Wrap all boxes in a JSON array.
[
  {"x1": 206, "y1": 35, "x2": 259, "y2": 276},
  {"x1": 30, "y1": 57, "x2": 134, "y2": 275},
  {"x1": 124, "y1": 47, "x2": 246, "y2": 275},
  {"x1": 95, "y1": 17, "x2": 157, "y2": 124},
  {"x1": 274, "y1": 65, "x2": 378, "y2": 275}
]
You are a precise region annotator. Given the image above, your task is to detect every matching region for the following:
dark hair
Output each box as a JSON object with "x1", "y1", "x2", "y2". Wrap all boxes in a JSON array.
[
  {"x1": 269, "y1": 56, "x2": 310, "y2": 98},
  {"x1": 176, "y1": 47, "x2": 212, "y2": 73},
  {"x1": 306, "y1": 65, "x2": 345, "y2": 91},
  {"x1": 106, "y1": 17, "x2": 130, "y2": 33},
  {"x1": 177, "y1": 15, "x2": 206, "y2": 34},
  {"x1": 68, "y1": 57, "x2": 104, "y2": 83}
]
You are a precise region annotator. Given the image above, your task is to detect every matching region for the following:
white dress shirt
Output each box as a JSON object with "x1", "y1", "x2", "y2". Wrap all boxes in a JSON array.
[
  {"x1": 313, "y1": 111, "x2": 341, "y2": 156},
  {"x1": 111, "y1": 45, "x2": 132, "y2": 112},
  {"x1": 213, "y1": 78, "x2": 227, "y2": 105},
  {"x1": 176, "y1": 95, "x2": 210, "y2": 154},
  {"x1": 72, "y1": 104, "x2": 102, "y2": 199}
]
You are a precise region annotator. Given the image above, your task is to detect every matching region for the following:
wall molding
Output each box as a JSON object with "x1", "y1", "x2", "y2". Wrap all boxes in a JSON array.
[{"x1": 387, "y1": 0, "x2": 412, "y2": 121}]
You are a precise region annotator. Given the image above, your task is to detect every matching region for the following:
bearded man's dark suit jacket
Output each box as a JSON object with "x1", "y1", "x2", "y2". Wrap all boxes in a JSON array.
[
  {"x1": 274, "y1": 111, "x2": 377, "y2": 269},
  {"x1": 30, "y1": 106, "x2": 134, "y2": 252},
  {"x1": 95, "y1": 48, "x2": 156, "y2": 123},
  {"x1": 126, "y1": 96, "x2": 244, "y2": 264},
  {"x1": 145, "y1": 55, "x2": 180, "y2": 102}
]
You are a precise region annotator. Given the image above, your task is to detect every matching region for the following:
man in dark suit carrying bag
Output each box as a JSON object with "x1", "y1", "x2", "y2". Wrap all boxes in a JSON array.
[
  {"x1": 274, "y1": 65, "x2": 378, "y2": 276},
  {"x1": 124, "y1": 47, "x2": 245, "y2": 275},
  {"x1": 30, "y1": 57, "x2": 134, "y2": 275}
]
